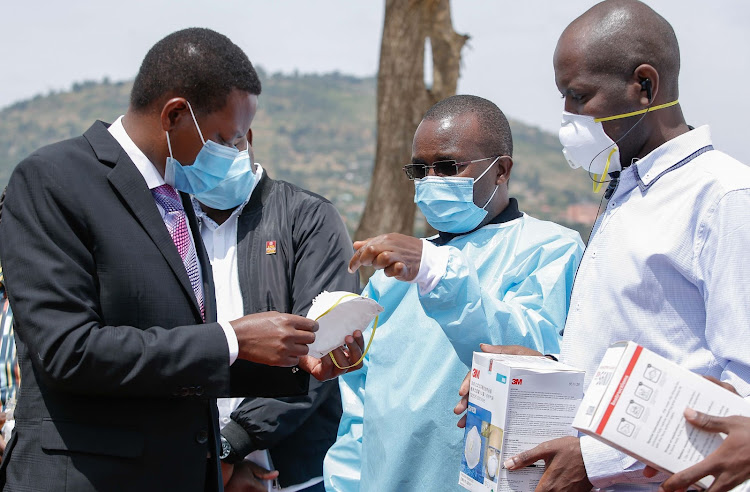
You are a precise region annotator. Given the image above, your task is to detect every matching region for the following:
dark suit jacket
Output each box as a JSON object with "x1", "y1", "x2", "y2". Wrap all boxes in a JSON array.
[
  {"x1": 0, "y1": 122, "x2": 307, "y2": 492},
  {"x1": 218, "y1": 174, "x2": 358, "y2": 487}
]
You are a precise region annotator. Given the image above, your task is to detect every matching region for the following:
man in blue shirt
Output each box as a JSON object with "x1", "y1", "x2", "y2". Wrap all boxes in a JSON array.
[{"x1": 324, "y1": 95, "x2": 584, "y2": 491}]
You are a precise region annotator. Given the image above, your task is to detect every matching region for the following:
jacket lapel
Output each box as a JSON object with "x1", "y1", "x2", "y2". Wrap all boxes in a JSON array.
[{"x1": 84, "y1": 121, "x2": 204, "y2": 321}]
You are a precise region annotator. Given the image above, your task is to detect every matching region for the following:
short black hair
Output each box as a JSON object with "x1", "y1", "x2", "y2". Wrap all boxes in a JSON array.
[
  {"x1": 423, "y1": 95, "x2": 513, "y2": 157},
  {"x1": 130, "y1": 28, "x2": 261, "y2": 115}
]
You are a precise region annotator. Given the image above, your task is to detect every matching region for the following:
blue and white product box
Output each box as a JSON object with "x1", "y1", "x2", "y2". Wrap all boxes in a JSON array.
[
  {"x1": 573, "y1": 341, "x2": 750, "y2": 491},
  {"x1": 459, "y1": 352, "x2": 585, "y2": 492}
]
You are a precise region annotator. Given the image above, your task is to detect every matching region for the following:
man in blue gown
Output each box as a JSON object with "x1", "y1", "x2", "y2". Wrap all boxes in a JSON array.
[{"x1": 323, "y1": 95, "x2": 585, "y2": 491}]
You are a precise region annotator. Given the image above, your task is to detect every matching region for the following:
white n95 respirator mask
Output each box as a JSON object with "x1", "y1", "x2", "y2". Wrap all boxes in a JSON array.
[
  {"x1": 464, "y1": 426, "x2": 482, "y2": 469},
  {"x1": 559, "y1": 100, "x2": 679, "y2": 192}
]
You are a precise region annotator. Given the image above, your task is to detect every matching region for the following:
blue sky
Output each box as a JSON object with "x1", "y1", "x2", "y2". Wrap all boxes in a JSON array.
[{"x1": 2, "y1": 0, "x2": 748, "y2": 162}]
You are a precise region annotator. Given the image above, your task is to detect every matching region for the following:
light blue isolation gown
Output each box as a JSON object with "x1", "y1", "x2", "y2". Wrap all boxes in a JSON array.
[{"x1": 323, "y1": 213, "x2": 584, "y2": 492}]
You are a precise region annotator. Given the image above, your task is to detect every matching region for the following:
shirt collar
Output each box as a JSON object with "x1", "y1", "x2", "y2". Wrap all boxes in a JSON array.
[
  {"x1": 191, "y1": 163, "x2": 265, "y2": 230},
  {"x1": 630, "y1": 125, "x2": 714, "y2": 192},
  {"x1": 107, "y1": 115, "x2": 165, "y2": 190}
]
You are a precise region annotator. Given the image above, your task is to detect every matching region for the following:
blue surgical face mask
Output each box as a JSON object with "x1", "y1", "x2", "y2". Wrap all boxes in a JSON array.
[
  {"x1": 193, "y1": 148, "x2": 257, "y2": 210},
  {"x1": 414, "y1": 157, "x2": 500, "y2": 234},
  {"x1": 164, "y1": 100, "x2": 239, "y2": 195}
]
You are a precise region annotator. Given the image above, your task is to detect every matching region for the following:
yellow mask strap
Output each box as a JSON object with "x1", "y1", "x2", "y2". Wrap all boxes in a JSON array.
[
  {"x1": 313, "y1": 293, "x2": 378, "y2": 370},
  {"x1": 594, "y1": 100, "x2": 679, "y2": 123},
  {"x1": 592, "y1": 148, "x2": 617, "y2": 193}
]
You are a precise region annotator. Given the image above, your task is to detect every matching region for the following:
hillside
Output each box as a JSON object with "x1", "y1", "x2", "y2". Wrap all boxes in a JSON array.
[{"x1": 0, "y1": 70, "x2": 599, "y2": 239}]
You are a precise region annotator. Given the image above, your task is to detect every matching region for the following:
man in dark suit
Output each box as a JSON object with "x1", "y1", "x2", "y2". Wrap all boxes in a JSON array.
[{"x1": 0, "y1": 28, "x2": 362, "y2": 491}]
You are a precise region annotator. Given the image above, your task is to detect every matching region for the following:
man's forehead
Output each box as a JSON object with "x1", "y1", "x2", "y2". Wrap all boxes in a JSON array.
[{"x1": 413, "y1": 114, "x2": 483, "y2": 157}]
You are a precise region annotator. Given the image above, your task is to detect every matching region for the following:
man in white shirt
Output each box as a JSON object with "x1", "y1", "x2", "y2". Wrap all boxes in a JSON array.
[{"x1": 455, "y1": 1, "x2": 750, "y2": 490}]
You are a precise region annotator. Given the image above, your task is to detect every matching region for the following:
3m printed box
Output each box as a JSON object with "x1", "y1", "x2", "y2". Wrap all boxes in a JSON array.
[
  {"x1": 458, "y1": 353, "x2": 585, "y2": 491},
  {"x1": 573, "y1": 341, "x2": 750, "y2": 490}
]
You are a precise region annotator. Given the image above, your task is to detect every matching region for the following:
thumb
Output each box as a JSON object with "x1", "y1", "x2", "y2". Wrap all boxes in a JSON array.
[
  {"x1": 683, "y1": 408, "x2": 729, "y2": 433},
  {"x1": 503, "y1": 443, "x2": 545, "y2": 471},
  {"x1": 479, "y1": 343, "x2": 508, "y2": 354}
]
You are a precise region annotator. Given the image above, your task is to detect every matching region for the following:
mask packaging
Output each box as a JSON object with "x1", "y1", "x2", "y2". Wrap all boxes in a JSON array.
[
  {"x1": 305, "y1": 291, "x2": 383, "y2": 359},
  {"x1": 573, "y1": 341, "x2": 750, "y2": 491},
  {"x1": 459, "y1": 353, "x2": 584, "y2": 491}
]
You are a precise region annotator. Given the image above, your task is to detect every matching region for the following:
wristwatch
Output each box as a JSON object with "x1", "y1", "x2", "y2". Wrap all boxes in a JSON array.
[{"x1": 219, "y1": 435, "x2": 232, "y2": 461}]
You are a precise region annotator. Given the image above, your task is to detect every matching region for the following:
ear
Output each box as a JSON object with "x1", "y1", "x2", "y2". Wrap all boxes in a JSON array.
[
  {"x1": 159, "y1": 97, "x2": 190, "y2": 132},
  {"x1": 246, "y1": 128, "x2": 254, "y2": 146},
  {"x1": 495, "y1": 156, "x2": 513, "y2": 185},
  {"x1": 632, "y1": 64, "x2": 660, "y2": 107}
]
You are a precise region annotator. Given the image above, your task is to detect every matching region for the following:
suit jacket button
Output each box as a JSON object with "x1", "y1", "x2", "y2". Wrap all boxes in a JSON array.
[
  {"x1": 195, "y1": 430, "x2": 208, "y2": 444},
  {"x1": 195, "y1": 386, "x2": 204, "y2": 396},
  {"x1": 180, "y1": 387, "x2": 190, "y2": 397}
]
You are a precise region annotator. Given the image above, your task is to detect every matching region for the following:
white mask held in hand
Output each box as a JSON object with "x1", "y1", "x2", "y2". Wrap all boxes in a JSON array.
[
  {"x1": 464, "y1": 425, "x2": 482, "y2": 469},
  {"x1": 306, "y1": 291, "x2": 383, "y2": 360}
]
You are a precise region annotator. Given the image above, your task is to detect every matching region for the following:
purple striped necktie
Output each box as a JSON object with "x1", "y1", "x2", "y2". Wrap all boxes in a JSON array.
[{"x1": 151, "y1": 184, "x2": 205, "y2": 321}]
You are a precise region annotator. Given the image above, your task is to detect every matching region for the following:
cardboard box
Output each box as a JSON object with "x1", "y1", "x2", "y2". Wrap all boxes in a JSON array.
[
  {"x1": 458, "y1": 353, "x2": 585, "y2": 491},
  {"x1": 573, "y1": 341, "x2": 750, "y2": 489}
]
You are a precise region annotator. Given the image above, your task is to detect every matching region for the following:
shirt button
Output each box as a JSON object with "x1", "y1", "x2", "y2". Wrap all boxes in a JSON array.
[
  {"x1": 222, "y1": 417, "x2": 230, "y2": 425},
  {"x1": 610, "y1": 201, "x2": 616, "y2": 207},
  {"x1": 195, "y1": 430, "x2": 208, "y2": 444}
]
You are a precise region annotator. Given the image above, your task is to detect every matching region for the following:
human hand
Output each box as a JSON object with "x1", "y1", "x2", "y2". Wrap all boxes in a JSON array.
[
  {"x1": 299, "y1": 330, "x2": 365, "y2": 381},
  {"x1": 232, "y1": 312, "x2": 318, "y2": 366},
  {"x1": 349, "y1": 233, "x2": 423, "y2": 281},
  {"x1": 454, "y1": 344, "x2": 544, "y2": 427},
  {"x1": 642, "y1": 409, "x2": 750, "y2": 492},
  {"x1": 504, "y1": 436, "x2": 592, "y2": 492},
  {"x1": 224, "y1": 460, "x2": 279, "y2": 492}
]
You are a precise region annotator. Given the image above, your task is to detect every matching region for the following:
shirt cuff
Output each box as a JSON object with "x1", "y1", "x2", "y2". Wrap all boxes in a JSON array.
[
  {"x1": 219, "y1": 320, "x2": 239, "y2": 365},
  {"x1": 411, "y1": 239, "x2": 451, "y2": 295},
  {"x1": 579, "y1": 434, "x2": 669, "y2": 488}
]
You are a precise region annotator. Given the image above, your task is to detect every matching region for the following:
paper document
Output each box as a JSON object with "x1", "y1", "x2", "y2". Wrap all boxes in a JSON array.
[{"x1": 305, "y1": 291, "x2": 383, "y2": 358}]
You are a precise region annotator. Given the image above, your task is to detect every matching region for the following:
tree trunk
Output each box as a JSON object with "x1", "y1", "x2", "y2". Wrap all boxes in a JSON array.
[{"x1": 355, "y1": 0, "x2": 468, "y2": 282}]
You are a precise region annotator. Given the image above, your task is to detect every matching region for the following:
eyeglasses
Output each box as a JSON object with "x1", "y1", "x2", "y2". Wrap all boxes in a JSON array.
[{"x1": 403, "y1": 156, "x2": 500, "y2": 180}]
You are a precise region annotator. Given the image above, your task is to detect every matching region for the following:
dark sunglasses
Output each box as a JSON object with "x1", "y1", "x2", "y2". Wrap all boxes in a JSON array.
[{"x1": 403, "y1": 156, "x2": 499, "y2": 180}]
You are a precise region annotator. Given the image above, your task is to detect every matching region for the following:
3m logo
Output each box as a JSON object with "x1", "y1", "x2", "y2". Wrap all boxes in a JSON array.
[
  {"x1": 472, "y1": 368, "x2": 480, "y2": 379},
  {"x1": 511, "y1": 378, "x2": 523, "y2": 385}
]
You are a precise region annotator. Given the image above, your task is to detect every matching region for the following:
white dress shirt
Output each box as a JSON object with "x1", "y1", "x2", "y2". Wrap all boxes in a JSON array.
[
  {"x1": 107, "y1": 115, "x2": 239, "y2": 364},
  {"x1": 560, "y1": 126, "x2": 750, "y2": 490}
]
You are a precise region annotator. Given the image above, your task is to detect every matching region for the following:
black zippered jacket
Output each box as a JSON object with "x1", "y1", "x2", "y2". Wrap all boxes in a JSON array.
[{"x1": 219, "y1": 171, "x2": 359, "y2": 488}]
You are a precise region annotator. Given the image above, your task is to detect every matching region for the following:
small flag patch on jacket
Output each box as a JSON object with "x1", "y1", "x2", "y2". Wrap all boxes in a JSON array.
[{"x1": 266, "y1": 241, "x2": 277, "y2": 255}]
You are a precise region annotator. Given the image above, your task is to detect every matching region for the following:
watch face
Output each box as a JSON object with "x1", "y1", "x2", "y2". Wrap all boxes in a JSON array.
[{"x1": 220, "y1": 437, "x2": 231, "y2": 460}]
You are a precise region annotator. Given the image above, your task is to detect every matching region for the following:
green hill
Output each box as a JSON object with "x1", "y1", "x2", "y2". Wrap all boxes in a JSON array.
[{"x1": 0, "y1": 70, "x2": 599, "y2": 239}]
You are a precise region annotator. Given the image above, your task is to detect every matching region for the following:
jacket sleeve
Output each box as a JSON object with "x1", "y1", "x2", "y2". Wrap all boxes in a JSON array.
[
  {"x1": 0, "y1": 154, "x2": 232, "y2": 398},
  {"x1": 223, "y1": 197, "x2": 358, "y2": 452},
  {"x1": 322, "y1": 281, "x2": 374, "y2": 492},
  {"x1": 418, "y1": 231, "x2": 584, "y2": 366}
]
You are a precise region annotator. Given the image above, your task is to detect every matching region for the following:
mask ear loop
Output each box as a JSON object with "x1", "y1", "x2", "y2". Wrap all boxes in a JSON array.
[
  {"x1": 165, "y1": 131, "x2": 174, "y2": 159},
  {"x1": 184, "y1": 100, "x2": 207, "y2": 145},
  {"x1": 477, "y1": 156, "x2": 502, "y2": 209},
  {"x1": 585, "y1": 99, "x2": 678, "y2": 192},
  {"x1": 592, "y1": 149, "x2": 617, "y2": 193},
  {"x1": 312, "y1": 293, "x2": 379, "y2": 370}
]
